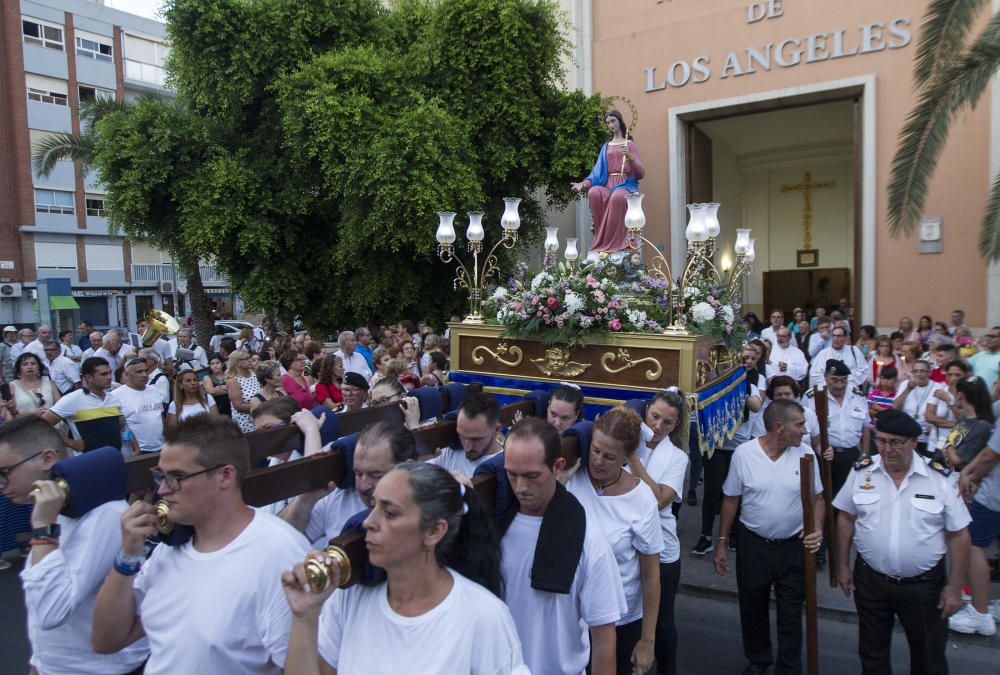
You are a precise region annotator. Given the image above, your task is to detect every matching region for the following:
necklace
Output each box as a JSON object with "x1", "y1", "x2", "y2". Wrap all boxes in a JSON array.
[{"x1": 593, "y1": 467, "x2": 624, "y2": 496}]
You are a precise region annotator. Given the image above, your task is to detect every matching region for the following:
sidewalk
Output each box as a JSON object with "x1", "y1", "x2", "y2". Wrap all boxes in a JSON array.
[{"x1": 674, "y1": 481, "x2": 1000, "y2": 647}]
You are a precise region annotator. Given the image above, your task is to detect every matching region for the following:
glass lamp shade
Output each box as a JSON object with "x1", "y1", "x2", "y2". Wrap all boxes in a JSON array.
[
  {"x1": 704, "y1": 202, "x2": 721, "y2": 238},
  {"x1": 436, "y1": 211, "x2": 457, "y2": 244},
  {"x1": 565, "y1": 238, "x2": 579, "y2": 261},
  {"x1": 746, "y1": 238, "x2": 756, "y2": 262},
  {"x1": 624, "y1": 192, "x2": 646, "y2": 230},
  {"x1": 544, "y1": 226, "x2": 560, "y2": 252},
  {"x1": 685, "y1": 203, "x2": 709, "y2": 243},
  {"x1": 734, "y1": 228, "x2": 751, "y2": 254},
  {"x1": 466, "y1": 211, "x2": 485, "y2": 242},
  {"x1": 500, "y1": 197, "x2": 522, "y2": 231}
]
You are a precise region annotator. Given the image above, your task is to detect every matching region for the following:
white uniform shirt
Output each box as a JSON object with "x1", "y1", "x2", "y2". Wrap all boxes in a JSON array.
[
  {"x1": 427, "y1": 446, "x2": 502, "y2": 478},
  {"x1": 21, "y1": 501, "x2": 150, "y2": 675},
  {"x1": 132, "y1": 511, "x2": 310, "y2": 674},
  {"x1": 832, "y1": 453, "x2": 971, "y2": 576},
  {"x1": 803, "y1": 390, "x2": 869, "y2": 449},
  {"x1": 44, "y1": 354, "x2": 81, "y2": 394},
  {"x1": 893, "y1": 380, "x2": 946, "y2": 444},
  {"x1": 24, "y1": 338, "x2": 47, "y2": 359},
  {"x1": 809, "y1": 345, "x2": 869, "y2": 389},
  {"x1": 333, "y1": 350, "x2": 372, "y2": 380},
  {"x1": 109, "y1": 385, "x2": 164, "y2": 453},
  {"x1": 305, "y1": 487, "x2": 367, "y2": 546},
  {"x1": 566, "y1": 471, "x2": 663, "y2": 624},
  {"x1": 765, "y1": 343, "x2": 808, "y2": 382},
  {"x1": 168, "y1": 340, "x2": 208, "y2": 370},
  {"x1": 636, "y1": 426, "x2": 689, "y2": 563},
  {"x1": 318, "y1": 569, "x2": 527, "y2": 674},
  {"x1": 752, "y1": 402, "x2": 821, "y2": 448},
  {"x1": 723, "y1": 439, "x2": 824, "y2": 539},
  {"x1": 501, "y1": 511, "x2": 626, "y2": 675},
  {"x1": 760, "y1": 325, "x2": 782, "y2": 346},
  {"x1": 147, "y1": 338, "x2": 174, "y2": 367}
]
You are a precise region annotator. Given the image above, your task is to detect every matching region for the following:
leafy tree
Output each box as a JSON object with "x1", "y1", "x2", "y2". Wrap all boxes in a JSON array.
[
  {"x1": 153, "y1": 0, "x2": 605, "y2": 330},
  {"x1": 888, "y1": 0, "x2": 1000, "y2": 260}
]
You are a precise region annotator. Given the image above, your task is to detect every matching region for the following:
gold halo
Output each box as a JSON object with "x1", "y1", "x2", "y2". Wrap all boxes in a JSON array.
[{"x1": 599, "y1": 96, "x2": 638, "y2": 135}]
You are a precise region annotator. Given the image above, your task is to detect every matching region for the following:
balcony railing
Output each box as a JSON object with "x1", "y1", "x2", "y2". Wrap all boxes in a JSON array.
[{"x1": 130, "y1": 264, "x2": 228, "y2": 285}]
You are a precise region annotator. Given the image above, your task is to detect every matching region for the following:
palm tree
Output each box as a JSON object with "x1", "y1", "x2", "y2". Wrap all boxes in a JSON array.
[
  {"x1": 888, "y1": 0, "x2": 1000, "y2": 260},
  {"x1": 31, "y1": 96, "x2": 217, "y2": 346}
]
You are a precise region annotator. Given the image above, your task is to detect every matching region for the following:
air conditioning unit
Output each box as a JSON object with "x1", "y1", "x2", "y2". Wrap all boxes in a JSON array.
[
  {"x1": 0, "y1": 282, "x2": 22, "y2": 297},
  {"x1": 176, "y1": 280, "x2": 188, "y2": 295},
  {"x1": 158, "y1": 280, "x2": 174, "y2": 293}
]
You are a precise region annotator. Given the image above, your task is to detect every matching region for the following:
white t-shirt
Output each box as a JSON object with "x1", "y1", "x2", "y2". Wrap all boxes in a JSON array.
[
  {"x1": 566, "y1": 471, "x2": 663, "y2": 624},
  {"x1": 635, "y1": 427, "x2": 690, "y2": 563},
  {"x1": 752, "y1": 402, "x2": 821, "y2": 447},
  {"x1": 21, "y1": 501, "x2": 149, "y2": 675},
  {"x1": 305, "y1": 487, "x2": 367, "y2": 546},
  {"x1": 501, "y1": 512, "x2": 626, "y2": 675},
  {"x1": 893, "y1": 380, "x2": 946, "y2": 444},
  {"x1": 723, "y1": 439, "x2": 824, "y2": 539},
  {"x1": 318, "y1": 568, "x2": 527, "y2": 674},
  {"x1": 257, "y1": 451, "x2": 302, "y2": 516},
  {"x1": 132, "y1": 511, "x2": 310, "y2": 675},
  {"x1": 109, "y1": 385, "x2": 164, "y2": 453},
  {"x1": 427, "y1": 446, "x2": 501, "y2": 478},
  {"x1": 167, "y1": 395, "x2": 216, "y2": 421}
]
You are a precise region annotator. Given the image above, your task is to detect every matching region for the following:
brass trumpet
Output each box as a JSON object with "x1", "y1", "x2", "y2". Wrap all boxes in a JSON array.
[{"x1": 141, "y1": 309, "x2": 179, "y2": 348}]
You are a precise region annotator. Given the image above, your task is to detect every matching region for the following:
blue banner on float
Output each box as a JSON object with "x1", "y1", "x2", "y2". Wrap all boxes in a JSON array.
[{"x1": 693, "y1": 366, "x2": 748, "y2": 457}]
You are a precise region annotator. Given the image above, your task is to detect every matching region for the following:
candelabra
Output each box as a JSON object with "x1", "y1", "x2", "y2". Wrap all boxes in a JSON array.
[
  {"x1": 623, "y1": 194, "x2": 756, "y2": 333},
  {"x1": 436, "y1": 197, "x2": 521, "y2": 323}
]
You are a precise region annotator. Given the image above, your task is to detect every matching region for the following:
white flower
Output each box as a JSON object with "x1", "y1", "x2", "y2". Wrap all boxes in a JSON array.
[
  {"x1": 496, "y1": 307, "x2": 510, "y2": 322},
  {"x1": 683, "y1": 286, "x2": 698, "y2": 299},
  {"x1": 626, "y1": 309, "x2": 647, "y2": 328},
  {"x1": 720, "y1": 305, "x2": 734, "y2": 323},
  {"x1": 691, "y1": 302, "x2": 715, "y2": 324},
  {"x1": 563, "y1": 291, "x2": 585, "y2": 314},
  {"x1": 530, "y1": 272, "x2": 552, "y2": 291},
  {"x1": 492, "y1": 287, "x2": 508, "y2": 300}
]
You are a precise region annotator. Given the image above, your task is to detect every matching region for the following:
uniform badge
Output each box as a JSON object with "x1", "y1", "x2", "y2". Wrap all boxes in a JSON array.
[
  {"x1": 860, "y1": 469, "x2": 874, "y2": 490},
  {"x1": 930, "y1": 461, "x2": 952, "y2": 477},
  {"x1": 853, "y1": 455, "x2": 872, "y2": 471}
]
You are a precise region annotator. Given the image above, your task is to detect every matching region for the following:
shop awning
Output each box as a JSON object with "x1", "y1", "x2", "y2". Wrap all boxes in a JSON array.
[{"x1": 33, "y1": 295, "x2": 81, "y2": 311}]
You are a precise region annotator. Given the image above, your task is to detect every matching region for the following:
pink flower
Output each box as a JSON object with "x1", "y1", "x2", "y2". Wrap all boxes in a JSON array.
[
  {"x1": 609, "y1": 318, "x2": 622, "y2": 331},
  {"x1": 547, "y1": 297, "x2": 558, "y2": 308},
  {"x1": 586, "y1": 275, "x2": 600, "y2": 287},
  {"x1": 543, "y1": 315, "x2": 552, "y2": 324}
]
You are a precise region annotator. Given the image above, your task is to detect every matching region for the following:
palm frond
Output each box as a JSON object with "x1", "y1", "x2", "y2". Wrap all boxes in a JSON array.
[
  {"x1": 980, "y1": 171, "x2": 1000, "y2": 261},
  {"x1": 78, "y1": 95, "x2": 144, "y2": 125},
  {"x1": 30, "y1": 132, "x2": 95, "y2": 178},
  {"x1": 913, "y1": 0, "x2": 988, "y2": 86},
  {"x1": 888, "y1": 13, "x2": 1000, "y2": 237}
]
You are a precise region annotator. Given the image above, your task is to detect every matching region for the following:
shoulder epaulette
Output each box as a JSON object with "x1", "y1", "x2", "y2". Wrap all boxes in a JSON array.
[
  {"x1": 852, "y1": 386, "x2": 864, "y2": 396},
  {"x1": 854, "y1": 455, "x2": 873, "y2": 471},
  {"x1": 930, "y1": 461, "x2": 952, "y2": 477},
  {"x1": 805, "y1": 389, "x2": 816, "y2": 399}
]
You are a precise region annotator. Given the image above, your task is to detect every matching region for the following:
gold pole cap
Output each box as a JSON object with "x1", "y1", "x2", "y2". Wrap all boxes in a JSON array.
[
  {"x1": 154, "y1": 499, "x2": 174, "y2": 535},
  {"x1": 303, "y1": 546, "x2": 352, "y2": 593}
]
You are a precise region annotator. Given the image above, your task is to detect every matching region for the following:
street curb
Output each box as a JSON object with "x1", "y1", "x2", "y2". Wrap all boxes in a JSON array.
[{"x1": 678, "y1": 581, "x2": 1000, "y2": 648}]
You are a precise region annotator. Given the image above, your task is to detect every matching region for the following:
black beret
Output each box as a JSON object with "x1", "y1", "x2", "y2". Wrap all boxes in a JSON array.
[
  {"x1": 875, "y1": 409, "x2": 922, "y2": 438},
  {"x1": 825, "y1": 359, "x2": 850, "y2": 376},
  {"x1": 343, "y1": 371, "x2": 370, "y2": 390}
]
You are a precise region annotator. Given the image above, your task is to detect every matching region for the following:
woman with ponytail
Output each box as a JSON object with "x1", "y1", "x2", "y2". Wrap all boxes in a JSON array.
[{"x1": 281, "y1": 463, "x2": 526, "y2": 675}]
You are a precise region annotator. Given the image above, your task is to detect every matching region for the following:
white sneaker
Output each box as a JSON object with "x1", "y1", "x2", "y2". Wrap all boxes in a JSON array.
[
  {"x1": 949, "y1": 604, "x2": 997, "y2": 636},
  {"x1": 989, "y1": 599, "x2": 1000, "y2": 623}
]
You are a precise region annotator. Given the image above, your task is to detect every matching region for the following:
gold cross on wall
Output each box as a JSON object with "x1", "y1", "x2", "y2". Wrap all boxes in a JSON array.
[{"x1": 780, "y1": 170, "x2": 836, "y2": 249}]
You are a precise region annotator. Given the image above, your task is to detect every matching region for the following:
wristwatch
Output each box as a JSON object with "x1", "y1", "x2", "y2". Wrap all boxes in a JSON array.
[{"x1": 30, "y1": 524, "x2": 61, "y2": 539}]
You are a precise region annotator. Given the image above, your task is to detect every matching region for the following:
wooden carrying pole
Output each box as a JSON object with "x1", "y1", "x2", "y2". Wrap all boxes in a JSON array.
[
  {"x1": 800, "y1": 453, "x2": 819, "y2": 675},
  {"x1": 811, "y1": 385, "x2": 837, "y2": 587}
]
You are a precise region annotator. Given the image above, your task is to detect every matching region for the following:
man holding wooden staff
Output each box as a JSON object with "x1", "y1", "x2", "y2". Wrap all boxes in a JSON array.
[
  {"x1": 713, "y1": 399, "x2": 825, "y2": 675},
  {"x1": 833, "y1": 409, "x2": 971, "y2": 674}
]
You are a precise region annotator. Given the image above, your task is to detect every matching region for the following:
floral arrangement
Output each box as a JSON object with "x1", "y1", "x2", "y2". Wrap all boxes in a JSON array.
[{"x1": 483, "y1": 256, "x2": 745, "y2": 349}]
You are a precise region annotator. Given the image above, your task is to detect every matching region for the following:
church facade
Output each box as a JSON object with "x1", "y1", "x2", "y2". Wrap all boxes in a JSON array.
[{"x1": 560, "y1": 0, "x2": 998, "y2": 329}]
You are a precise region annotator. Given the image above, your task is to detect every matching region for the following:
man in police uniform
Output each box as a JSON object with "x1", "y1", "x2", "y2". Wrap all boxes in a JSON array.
[
  {"x1": 804, "y1": 359, "x2": 871, "y2": 498},
  {"x1": 833, "y1": 410, "x2": 971, "y2": 674},
  {"x1": 714, "y1": 399, "x2": 825, "y2": 674}
]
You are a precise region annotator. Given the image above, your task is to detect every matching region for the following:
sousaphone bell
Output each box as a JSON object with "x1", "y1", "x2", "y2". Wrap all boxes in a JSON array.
[{"x1": 141, "y1": 309, "x2": 179, "y2": 348}]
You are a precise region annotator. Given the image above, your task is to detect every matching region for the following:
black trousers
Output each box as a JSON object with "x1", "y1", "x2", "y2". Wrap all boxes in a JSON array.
[
  {"x1": 735, "y1": 527, "x2": 805, "y2": 674},
  {"x1": 700, "y1": 448, "x2": 733, "y2": 537},
  {"x1": 655, "y1": 559, "x2": 681, "y2": 675},
  {"x1": 832, "y1": 447, "x2": 860, "y2": 499},
  {"x1": 615, "y1": 618, "x2": 644, "y2": 674},
  {"x1": 853, "y1": 558, "x2": 948, "y2": 675}
]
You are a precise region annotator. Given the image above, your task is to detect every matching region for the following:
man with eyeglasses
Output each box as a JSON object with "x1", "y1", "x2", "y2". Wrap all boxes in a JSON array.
[
  {"x1": 764, "y1": 326, "x2": 808, "y2": 383},
  {"x1": 0, "y1": 416, "x2": 150, "y2": 674},
  {"x1": 968, "y1": 326, "x2": 1000, "y2": 389},
  {"x1": 833, "y1": 409, "x2": 971, "y2": 673},
  {"x1": 42, "y1": 340, "x2": 80, "y2": 396},
  {"x1": 44, "y1": 357, "x2": 124, "y2": 453},
  {"x1": 353, "y1": 326, "x2": 375, "y2": 372},
  {"x1": 11, "y1": 327, "x2": 34, "y2": 361},
  {"x1": 892, "y1": 359, "x2": 947, "y2": 459},
  {"x1": 92, "y1": 415, "x2": 310, "y2": 673},
  {"x1": 108, "y1": 358, "x2": 165, "y2": 455},
  {"x1": 340, "y1": 371, "x2": 369, "y2": 412},
  {"x1": 809, "y1": 325, "x2": 868, "y2": 390}
]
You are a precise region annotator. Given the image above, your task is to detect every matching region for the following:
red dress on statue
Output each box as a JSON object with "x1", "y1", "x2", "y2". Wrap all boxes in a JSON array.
[{"x1": 584, "y1": 140, "x2": 645, "y2": 252}]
